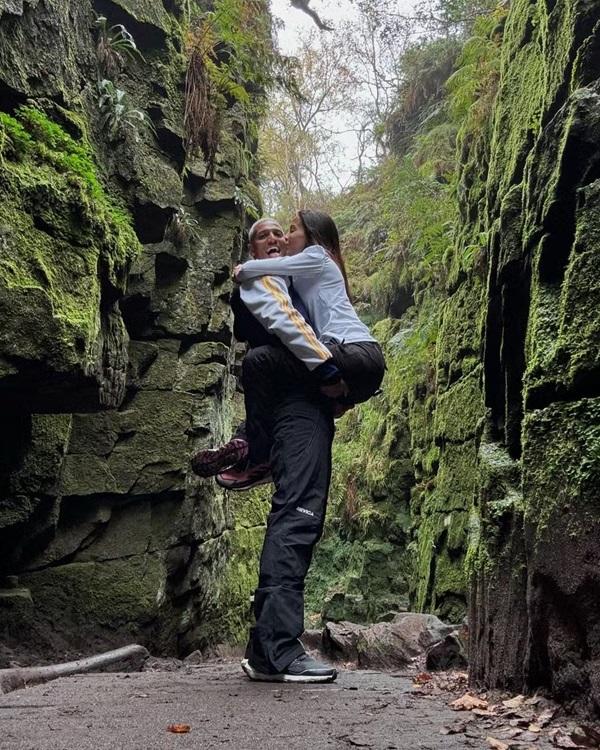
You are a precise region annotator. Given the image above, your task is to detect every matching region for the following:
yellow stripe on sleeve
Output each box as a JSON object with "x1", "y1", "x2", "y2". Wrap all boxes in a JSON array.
[{"x1": 261, "y1": 276, "x2": 330, "y2": 362}]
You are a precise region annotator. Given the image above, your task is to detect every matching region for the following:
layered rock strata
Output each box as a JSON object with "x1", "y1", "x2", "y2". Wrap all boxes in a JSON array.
[{"x1": 405, "y1": 0, "x2": 600, "y2": 712}]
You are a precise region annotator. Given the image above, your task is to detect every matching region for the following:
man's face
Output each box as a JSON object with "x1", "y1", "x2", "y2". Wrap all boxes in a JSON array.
[{"x1": 250, "y1": 220, "x2": 287, "y2": 259}]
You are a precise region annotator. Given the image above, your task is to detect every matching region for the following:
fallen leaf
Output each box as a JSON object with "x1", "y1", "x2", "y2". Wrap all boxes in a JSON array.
[
  {"x1": 413, "y1": 672, "x2": 433, "y2": 684},
  {"x1": 487, "y1": 737, "x2": 509, "y2": 750},
  {"x1": 167, "y1": 724, "x2": 191, "y2": 734},
  {"x1": 451, "y1": 693, "x2": 489, "y2": 711}
]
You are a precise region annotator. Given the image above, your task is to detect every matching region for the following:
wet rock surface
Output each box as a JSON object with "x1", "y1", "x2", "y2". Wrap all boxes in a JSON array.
[{"x1": 322, "y1": 613, "x2": 456, "y2": 669}]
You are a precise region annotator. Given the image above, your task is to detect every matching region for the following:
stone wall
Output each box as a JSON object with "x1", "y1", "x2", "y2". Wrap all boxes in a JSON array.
[
  {"x1": 305, "y1": 0, "x2": 600, "y2": 715},
  {"x1": 405, "y1": 0, "x2": 600, "y2": 712},
  {"x1": 0, "y1": 0, "x2": 267, "y2": 663},
  {"x1": 467, "y1": 0, "x2": 600, "y2": 713}
]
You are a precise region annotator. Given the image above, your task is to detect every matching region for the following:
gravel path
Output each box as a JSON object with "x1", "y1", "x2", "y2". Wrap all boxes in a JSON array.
[{"x1": 0, "y1": 662, "x2": 492, "y2": 750}]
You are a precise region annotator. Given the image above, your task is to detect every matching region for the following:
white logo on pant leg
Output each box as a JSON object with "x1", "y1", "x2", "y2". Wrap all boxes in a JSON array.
[{"x1": 296, "y1": 506, "x2": 315, "y2": 517}]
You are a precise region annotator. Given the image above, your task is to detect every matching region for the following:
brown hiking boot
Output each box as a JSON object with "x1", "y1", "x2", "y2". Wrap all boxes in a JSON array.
[{"x1": 191, "y1": 438, "x2": 248, "y2": 478}]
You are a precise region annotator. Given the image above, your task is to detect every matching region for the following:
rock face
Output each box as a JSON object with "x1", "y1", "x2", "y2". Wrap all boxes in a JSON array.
[
  {"x1": 0, "y1": 0, "x2": 268, "y2": 662},
  {"x1": 466, "y1": 0, "x2": 600, "y2": 713},
  {"x1": 307, "y1": 0, "x2": 600, "y2": 716},
  {"x1": 322, "y1": 613, "x2": 454, "y2": 669},
  {"x1": 399, "y1": 0, "x2": 600, "y2": 712}
]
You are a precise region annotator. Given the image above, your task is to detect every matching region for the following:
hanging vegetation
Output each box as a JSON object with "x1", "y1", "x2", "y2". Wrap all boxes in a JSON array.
[
  {"x1": 183, "y1": 0, "x2": 296, "y2": 176},
  {"x1": 183, "y1": 17, "x2": 221, "y2": 175},
  {"x1": 98, "y1": 79, "x2": 156, "y2": 143}
]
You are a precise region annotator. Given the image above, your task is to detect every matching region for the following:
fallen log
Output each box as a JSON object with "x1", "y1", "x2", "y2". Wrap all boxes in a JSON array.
[{"x1": 0, "y1": 644, "x2": 149, "y2": 694}]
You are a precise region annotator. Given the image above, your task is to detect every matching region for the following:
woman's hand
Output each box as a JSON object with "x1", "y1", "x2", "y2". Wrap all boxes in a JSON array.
[
  {"x1": 332, "y1": 401, "x2": 353, "y2": 419},
  {"x1": 232, "y1": 264, "x2": 243, "y2": 283},
  {"x1": 320, "y1": 379, "x2": 349, "y2": 399}
]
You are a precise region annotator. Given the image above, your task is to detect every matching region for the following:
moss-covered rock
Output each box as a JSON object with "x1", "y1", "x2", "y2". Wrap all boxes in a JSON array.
[
  {"x1": 0, "y1": 106, "x2": 139, "y2": 409},
  {"x1": 466, "y1": 0, "x2": 600, "y2": 712},
  {"x1": 0, "y1": 0, "x2": 268, "y2": 664}
]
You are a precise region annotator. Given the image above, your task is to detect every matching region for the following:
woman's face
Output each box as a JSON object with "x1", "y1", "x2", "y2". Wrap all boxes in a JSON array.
[{"x1": 285, "y1": 214, "x2": 307, "y2": 255}]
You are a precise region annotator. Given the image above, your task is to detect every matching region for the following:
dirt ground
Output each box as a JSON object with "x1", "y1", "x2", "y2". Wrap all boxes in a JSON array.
[{"x1": 0, "y1": 660, "x2": 561, "y2": 750}]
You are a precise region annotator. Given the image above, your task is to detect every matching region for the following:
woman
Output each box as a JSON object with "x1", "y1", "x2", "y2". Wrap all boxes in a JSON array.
[
  {"x1": 191, "y1": 210, "x2": 385, "y2": 488},
  {"x1": 234, "y1": 209, "x2": 385, "y2": 407}
]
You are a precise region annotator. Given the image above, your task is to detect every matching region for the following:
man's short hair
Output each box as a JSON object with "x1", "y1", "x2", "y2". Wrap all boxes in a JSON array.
[{"x1": 248, "y1": 218, "x2": 282, "y2": 243}]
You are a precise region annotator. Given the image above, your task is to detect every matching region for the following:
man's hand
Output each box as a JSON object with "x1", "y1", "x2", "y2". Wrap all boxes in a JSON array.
[
  {"x1": 232, "y1": 264, "x2": 243, "y2": 283},
  {"x1": 320, "y1": 379, "x2": 349, "y2": 399}
]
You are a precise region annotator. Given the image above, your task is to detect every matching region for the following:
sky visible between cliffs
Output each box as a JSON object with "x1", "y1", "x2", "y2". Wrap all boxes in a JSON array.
[{"x1": 270, "y1": 0, "x2": 418, "y2": 187}]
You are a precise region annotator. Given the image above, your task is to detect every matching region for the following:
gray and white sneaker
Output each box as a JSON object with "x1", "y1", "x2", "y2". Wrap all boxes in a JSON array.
[{"x1": 241, "y1": 654, "x2": 337, "y2": 683}]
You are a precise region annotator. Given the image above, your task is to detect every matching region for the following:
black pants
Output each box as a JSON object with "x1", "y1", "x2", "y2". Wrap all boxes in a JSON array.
[
  {"x1": 242, "y1": 345, "x2": 317, "y2": 465},
  {"x1": 326, "y1": 340, "x2": 386, "y2": 405},
  {"x1": 242, "y1": 341, "x2": 384, "y2": 464},
  {"x1": 243, "y1": 352, "x2": 334, "y2": 673}
]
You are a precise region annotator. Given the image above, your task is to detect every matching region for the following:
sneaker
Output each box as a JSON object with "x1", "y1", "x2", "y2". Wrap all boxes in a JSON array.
[
  {"x1": 216, "y1": 461, "x2": 272, "y2": 491},
  {"x1": 191, "y1": 438, "x2": 248, "y2": 478},
  {"x1": 241, "y1": 654, "x2": 337, "y2": 683}
]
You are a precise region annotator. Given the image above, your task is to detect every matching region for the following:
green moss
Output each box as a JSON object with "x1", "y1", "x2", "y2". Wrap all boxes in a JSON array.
[
  {"x1": 0, "y1": 106, "x2": 141, "y2": 371},
  {"x1": 11, "y1": 415, "x2": 72, "y2": 497},
  {"x1": 213, "y1": 485, "x2": 269, "y2": 644},
  {"x1": 525, "y1": 180, "x2": 600, "y2": 399},
  {"x1": 434, "y1": 366, "x2": 484, "y2": 443},
  {"x1": 435, "y1": 281, "x2": 485, "y2": 387},
  {"x1": 305, "y1": 536, "x2": 410, "y2": 625},
  {"x1": 216, "y1": 526, "x2": 264, "y2": 644},
  {"x1": 22, "y1": 556, "x2": 165, "y2": 631},
  {"x1": 522, "y1": 398, "x2": 600, "y2": 542}
]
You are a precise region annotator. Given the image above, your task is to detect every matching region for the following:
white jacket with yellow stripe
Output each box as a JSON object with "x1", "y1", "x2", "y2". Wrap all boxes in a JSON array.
[
  {"x1": 239, "y1": 273, "x2": 332, "y2": 371},
  {"x1": 238, "y1": 245, "x2": 375, "y2": 375}
]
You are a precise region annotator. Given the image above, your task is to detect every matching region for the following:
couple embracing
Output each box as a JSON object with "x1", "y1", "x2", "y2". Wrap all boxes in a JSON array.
[{"x1": 192, "y1": 210, "x2": 385, "y2": 683}]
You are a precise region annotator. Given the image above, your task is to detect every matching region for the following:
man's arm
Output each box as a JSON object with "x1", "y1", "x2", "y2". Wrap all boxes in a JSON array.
[
  {"x1": 236, "y1": 246, "x2": 325, "y2": 282},
  {"x1": 231, "y1": 287, "x2": 280, "y2": 348},
  {"x1": 240, "y1": 276, "x2": 339, "y2": 380}
]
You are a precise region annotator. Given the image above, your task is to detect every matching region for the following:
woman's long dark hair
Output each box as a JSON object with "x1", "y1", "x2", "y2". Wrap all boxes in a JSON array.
[{"x1": 297, "y1": 209, "x2": 351, "y2": 300}]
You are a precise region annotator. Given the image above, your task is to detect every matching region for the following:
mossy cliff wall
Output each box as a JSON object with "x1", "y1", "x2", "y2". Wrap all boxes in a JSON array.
[
  {"x1": 392, "y1": 0, "x2": 600, "y2": 711},
  {"x1": 0, "y1": 0, "x2": 266, "y2": 661},
  {"x1": 308, "y1": 0, "x2": 600, "y2": 714},
  {"x1": 466, "y1": 0, "x2": 600, "y2": 713}
]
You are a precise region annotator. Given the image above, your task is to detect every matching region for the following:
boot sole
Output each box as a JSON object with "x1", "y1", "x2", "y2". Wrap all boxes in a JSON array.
[
  {"x1": 241, "y1": 659, "x2": 336, "y2": 683},
  {"x1": 191, "y1": 442, "x2": 248, "y2": 478},
  {"x1": 216, "y1": 475, "x2": 272, "y2": 492}
]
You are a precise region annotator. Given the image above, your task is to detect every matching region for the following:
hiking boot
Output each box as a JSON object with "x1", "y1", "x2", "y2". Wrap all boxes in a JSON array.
[
  {"x1": 241, "y1": 654, "x2": 337, "y2": 683},
  {"x1": 191, "y1": 438, "x2": 248, "y2": 478},
  {"x1": 216, "y1": 461, "x2": 272, "y2": 491}
]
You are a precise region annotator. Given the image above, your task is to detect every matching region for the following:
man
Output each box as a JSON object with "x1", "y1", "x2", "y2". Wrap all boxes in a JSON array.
[
  {"x1": 194, "y1": 218, "x2": 339, "y2": 683},
  {"x1": 193, "y1": 218, "x2": 344, "y2": 488}
]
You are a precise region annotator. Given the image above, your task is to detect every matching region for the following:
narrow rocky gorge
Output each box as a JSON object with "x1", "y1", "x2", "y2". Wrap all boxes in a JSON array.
[{"x1": 0, "y1": 0, "x2": 598, "y2": 723}]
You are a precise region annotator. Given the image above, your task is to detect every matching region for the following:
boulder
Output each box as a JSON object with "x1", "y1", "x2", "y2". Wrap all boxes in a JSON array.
[
  {"x1": 425, "y1": 633, "x2": 468, "y2": 671},
  {"x1": 323, "y1": 613, "x2": 455, "y2": 669}
]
